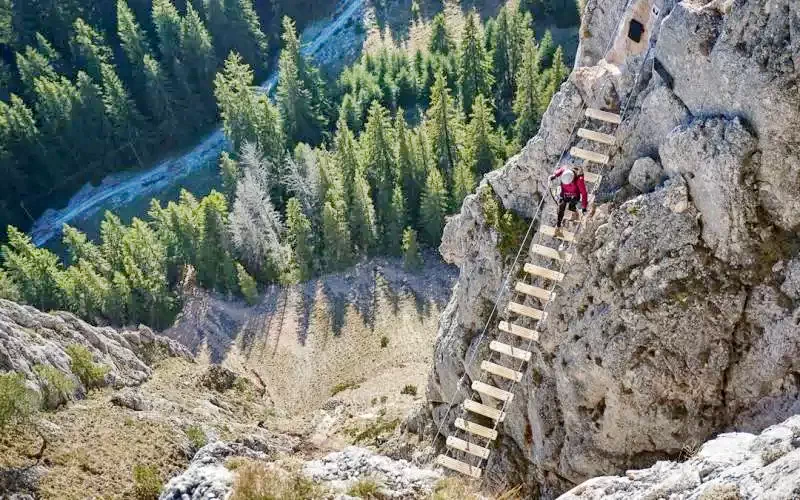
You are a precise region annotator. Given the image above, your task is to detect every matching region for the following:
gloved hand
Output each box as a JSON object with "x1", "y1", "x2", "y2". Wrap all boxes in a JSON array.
[{"x1": 549, "y1": 174, "x2": 556, "y2": 181}]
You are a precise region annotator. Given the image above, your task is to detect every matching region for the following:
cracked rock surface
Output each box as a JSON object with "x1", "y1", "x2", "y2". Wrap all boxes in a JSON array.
[{"x1": 427, "y1": 0, "x2": 800, "y2": 497}]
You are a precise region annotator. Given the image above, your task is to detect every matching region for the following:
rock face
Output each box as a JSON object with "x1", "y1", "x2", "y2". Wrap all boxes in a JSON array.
[
  {"x1": 0, "y1": 299, "x2": 190, "y2": 408},
  {"x1": 559, "y1": 414, "x2": 800, "y2": 499},
  {"x1": 428, "y1": 0, "x2": 800, "y2": 496}
]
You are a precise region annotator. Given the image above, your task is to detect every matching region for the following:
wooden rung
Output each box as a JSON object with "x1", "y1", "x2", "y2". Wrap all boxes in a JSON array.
[
  {"x1": 530, "y1": 244, "x2": 572, "y2": 263},
  {"x1": 515, "y1": 281, "x2": 555, "y2": 301},
  {"x1": 585, "y1": 108, "x2": 622, "y2": 124},
  {"x1": 490, "y1": 340, "x2": 532, "y2": 361},
  {"x1": 481, "y1": 360, "x2": 523, "y2": 382},
  {"x1": 571, "y1": 147, "x2": 610, "y2": 165},
  {"x1": 523, "y1": 263, "x2": 564, "y2": 282},
  {"x1": 578, "y1": 128, "x2": 616, "y2": 145},
  {"x1": 508, "y1": 301, "x2": 547, "y2": 321},
  {"x1": 498, "y1": 321, "x2": 539, "y2": 342},
  {"x1": 540, "y1": 225, "x2": 575, "y2": 242},
  {"x1": 463, "y1": 399, "x2": 506, "y2": 422},
  {"x1": 437, "y1": 454, "x2": 482, "y2": 478},
  {"x1": 446, "y1": 435, "x2": 491, "y2": 459},
  {"x1": 583, "y1": 171, "x2": 601, "y2": 183},
  {"x1": 456, "y1": 417, "x2": 499, "y2": 440},
  {"x1": 471, "y1": 381, "x2": 514, "y2": 403}
]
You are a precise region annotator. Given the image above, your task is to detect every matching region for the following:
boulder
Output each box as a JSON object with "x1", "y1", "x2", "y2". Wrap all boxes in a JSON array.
[
  {"x1": 627, "y1": 157, "x2": 663, "y2": 193},
  {"x1": 111, "y1": 388, "x2": 151, "y2": 411}
]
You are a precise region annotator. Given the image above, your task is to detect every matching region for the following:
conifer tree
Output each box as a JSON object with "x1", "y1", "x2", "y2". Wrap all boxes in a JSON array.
[
  {"x1": 419, "y1": 167, "x2": 448, "y2": 246},
  {"x1": 429, "y1": 13, "x2": 453, "y2": 55},
  {"x1": 384, "y1": 184, "x2": 406, "y2": 255},
  {"x1": 101, "y1": 63, "x2": 144, "y2": 147},
  {"x1": 361, "y1": 101, "x2": 395, "y2": 228},
  {"x1": 117, "y1": 0, "x2": 150, "y2": 77},
  {"x1": 70, "y1": 18, "x2": 112, "y2": 82},
  {"x1": 180, "y1": 4, "x2": 216, "y2": 90},
  {"x1": 276, "y1": 17, "x2": 325, "y2": 147},
  {"x1": 339, "y1": 93, "x2": 361, "y2": 134},
  {"x1": 285, "y1": 197, "x2": 314, "y2": 282},
  {"x1": 236, "y1": 263, "x2": 258, "y2": 304},
  {"x1": 451, "y1": 160, "x2": 475, "y2": 209},
  {"x1": 0, "y1": 269, "x2": 20, "y2": 301},
  {"x1": 402, "y1": 227, "x2": 422, "y2": 271},
  {"x1": 224, "y1": 0, "x2": 268, "y2": 70},
  {"x1": 538, "y1": 30, "x2": 555, "y2": 67},
  {"x1": 74, "y1": 72, "x2": 111, "y2": 166},
  {"x1": 395, "y1": 113, "x2": 423, "y2": 227},
  {"x1": 320, "y1": 178, "x2": 352, "y2": 270},
  {"x1": 16, "y1": 44, "x2": 58, "y2": 97},
  {"x1": 465, "y1": 94, "x2": 502, "y2": 176},
  {"x1": 491, "y1": 8, "x2": 513, "y2": 101},
  {"x1": 426, "y1": 71, "x2": 461, "y2": 178},
  {"x1": 197, "y1": 191, "x2": 236, "y2": 292},
  {"x1": 349, "y1": 170, "x2": 377, "y2": 255},
  {"x1": 1, "y1": 226, "x2": 62, "y2": 310},
  {"x1": 152, "y1": 0, "x2": 182, "y2": 64},
  {"x1": 514, "y1": 40, "x2": 541, "y2": 146},
  {"x1": 333, "y1": 118, "x2": 360, "y2": 205},
  {"x1": 219, "y1": 152, "x2": 240, "y2": 204},
  {"x1": 458, "y1": 12, "x2": 493, "y2": 115},
  {"x1": 142, "y1": 54, "x2": 176, "y2": 126},
  {"x1": 541, "y1": 46, "x2": 568, "y2": 112}
]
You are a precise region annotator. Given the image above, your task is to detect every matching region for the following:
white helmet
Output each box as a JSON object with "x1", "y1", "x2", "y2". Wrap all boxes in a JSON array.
[{"x1": 560, "y1": 169, "x2": 575, "y2": 184}]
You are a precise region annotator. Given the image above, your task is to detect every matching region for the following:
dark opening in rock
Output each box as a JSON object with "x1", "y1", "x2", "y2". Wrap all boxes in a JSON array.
[{"x1": 628, "y1": 19, "x2": 644, "y2": 42}]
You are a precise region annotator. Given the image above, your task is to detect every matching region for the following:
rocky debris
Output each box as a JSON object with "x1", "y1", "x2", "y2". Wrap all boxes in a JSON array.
[
  {"x1": 0, "y1": 465, "x2": 44, "y2": 500},
  {"x1": 428, "y1": 0, "x2": 800, "y2": 496},
  {"x1": 198, "y1": 365, "x2": 240, "y2": 393},
  {"x1": 559, "y1": 415, "x2": 800, "y2": 499},
  {"x1": 627, "y1": 157, "x2": 663, "y2": 193},
  {"x1": 303, "y1": 446, "x2": 441, "y2": 498},
  {"x1": 0, "y1": 299, "x2": 190, "y2": 408},
  {"x1": 110, "y1": 388, "x2": 151, "y2": 411}
]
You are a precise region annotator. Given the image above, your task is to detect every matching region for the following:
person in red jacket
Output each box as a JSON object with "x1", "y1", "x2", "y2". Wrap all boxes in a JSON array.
[{"x1": 549, "y1": 166, "x2": 588, "y2": 235}]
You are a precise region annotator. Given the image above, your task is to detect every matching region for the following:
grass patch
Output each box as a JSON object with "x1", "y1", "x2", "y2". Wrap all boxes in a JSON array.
[
  {"x1": 400, "y1": 384, "x2": 417, "y2": 396},
  {"x1": 66, "y1": 344, "x2": 110, "y2": 389},
  {"x1": 479, "y1": 185, "x2": 531, "y2": 259},
  {"x1": 185, "y1": 425, "x2": 207, "y2": 451},
  {"x1": 430, "y1": 478, "x2": 482, "y2": 500},
  {"x1": 330, "y1": 380, "x2": 361, "y2": 396},
  {"x1": 132, "y1": 464, "x2": 162, "y2": 500},
  {"x1": 380, "y1": 336, "x2": 389, "y2": 348},
  {"x1": 347, "y1": 416, "x2": 401, "y2": 445},
  {"x1": 231, "y1": 462, "x2": 328, "y2": 500},
  {"x1": 33, "y1": 364, "x2": 76, "y2": 408},
  {"x1": 0, "y1": 372, "x2": 37, "y2": 433},
  {"x1": 698, "y1": 483, "x2": 741, "y2": 500},
  {"x1": 347, "y1": 478, "x2": 382, "y2": 498}
]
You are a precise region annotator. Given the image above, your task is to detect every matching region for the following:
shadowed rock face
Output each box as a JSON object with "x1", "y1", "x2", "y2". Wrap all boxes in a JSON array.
[{"x1": 428, "y1": 0, "x2": 800, "y2": 496}]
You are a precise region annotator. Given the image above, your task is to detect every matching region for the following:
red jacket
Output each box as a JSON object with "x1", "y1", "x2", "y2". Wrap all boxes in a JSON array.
[{"x1": 553, "y1": 167, "x2": 588, "y2": 209}]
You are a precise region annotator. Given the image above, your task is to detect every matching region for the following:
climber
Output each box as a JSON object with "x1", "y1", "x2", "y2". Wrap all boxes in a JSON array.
[{"x1": 549, "y1": 166, "x2": 588, "y2": 235}]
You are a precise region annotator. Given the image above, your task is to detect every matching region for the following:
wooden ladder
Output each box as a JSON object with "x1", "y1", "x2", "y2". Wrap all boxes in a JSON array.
[{"x1": 436, "y1": 107, "x2": 623, "y2": 478}]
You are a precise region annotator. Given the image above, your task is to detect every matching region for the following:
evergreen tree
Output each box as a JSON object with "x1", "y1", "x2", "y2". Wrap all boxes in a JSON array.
[
  {"x1": 0, "y1": 269, "x2": 20, "y2": 301},
  {"x1": 426, "y1": 71, "x2": 461, "y2": 178},
  {"x1": 514, "y1": 40, "x2": 541, "y2": 146},
  {"x1": 384, "y1": 184, "x2": 406, "y2": 256},
  {"x1": 361, "y1": 101, "x2": 395, "y2": 228},
  {"x1": 538, "y1": 30, "x2": 555, "y2": 67},
  {"x1": 458, "y1": 12, "x2": 493, "y2": 115},
  {"x1": 395, "y1": 113, "x2": 424, "y2": 227},
  {"x1": 339, "y1": 93, "x2": 361, "y2": 134},
  {"x1": 541, "y1": 46, "x2": 568, "y2": 112},
  {"x1": 205, "y1": 0, "x2": 268, "y2": 70},
  {"x1": 74, "y1": 72, "x2": 111, "y2": 165},
  {"x1": 333, "y1": 118, "x2": 360, "y2": 205},
  {"x1": 429, "y1": 13, "x2": 453, "y2": 55},
  {"x1": 465, "y1": 94, "x2": 502, "y2": 176},
  {"x1": 117, "y1": 0, "x2": 150, "y2": 82},
  {"x1": 58, "y1": 260, "x2": 109, "y2": 320},
  {"x1": 16, "y1": 41, "x2": 58, "y2": 96},
  {"x1": 236, "y1": 262, "x2": 258, "y2": 304},
  {"x1": 349, "y1": 170, "x2": 377, "y2": 255},
  {"x1": 276, "y1": 16, "x2": 325, "y2": 147},
  {"x1": 401, "y1": 227, "x2": 422, "y2": 271},
  {"x1": 419, "y1": 168, "x2": 448, "y2": 246},
  {"x1": 320, "y1": 182, "x2": 352, "y2": 271},
  {"x1": 197, "y1": 191, "x2": 237, "y2": 292},
  {"x1": 152, "y1": 0, "x2": 182, "y2": 63},
  {"x1": 120, "y1": 218, "x2": 173, "y2": 327},
  {"x1": 62, "y1": 224, "x2": 110, "y2": 273},
  {"x1": 219, "y1": 151, "x2": 240, "y2": 204},
  {"x1": 142, "y1": 54, "x2": 177, "y2": 126},
  {"x1": 285, "y1": 197, "x2": 314, "y2": 282},
  {"x1": 101, "y1": 63, "x2": 144, "y2": 148},
  {"x1": 70, "y1": 18, "x2": 112, "y2": 82},
  {"x1": 1, "y1": 226, "x2": 62, "y2": 310},
  {"x1": 180, "y1": 4, "x2": 216, "y2": 90},
  {"x1": 451, "y1": 160, "x2": 475, "y2": 209}
]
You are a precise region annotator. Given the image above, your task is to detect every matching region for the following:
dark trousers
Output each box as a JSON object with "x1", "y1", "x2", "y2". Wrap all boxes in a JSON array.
[{"x1": 556, "y1": 195, "x2": 580, "y2": 228}]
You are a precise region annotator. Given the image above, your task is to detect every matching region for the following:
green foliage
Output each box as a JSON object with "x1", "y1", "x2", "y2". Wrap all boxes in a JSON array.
[
  {"x1": 514, "y1": 40, "x2": 541, "y2": 146},
  {"x1": 383, "y1": 185, "x2": 406, "y2": 255},
  {"x1": 402, "y1": 228, "x2": 423, "y2": 271},
  {"x1": 420, "y1": 168, "x2": 448, "y2": 247},
  {"x1": 185, "y1": 424, "x2": 208, "y2": 450},
  {"x1": 0, "y1": 371, "x2": 36, "y2": 432},
  {"x1": 380, "y1": 336, "x2": 389, "y2": 348},
  {"x1": 285, "y1": 198, "x2": 315, "y2": 282},
  {"x1": 458, "y1": 12, "x2": 493, "y2": 115},
  {"x1": 347, "y1": 479, "x2": 382, "y2": 499},
  {"x1": 479, "y1": 186, "x2": 530, "y2": 258},
  {"x1": 429, "y1": 13, "x2": 453, "y2": 55},
  {"x1": 426, "y1": 72, "x2": 461, "y2": 176},
  {"x1": 330, "y1": 380, "x2": 360, "y2": 396},
  {"x1": 0, "y1": 269, "x2": 20, "y2": 301},
  {"x1": 400, "y1": 384, "x2": 417, "y2": 396},
  {"x1": 33, "y1": 364, "x2": 76, "y2": 407},
  {"x1": 2, "y1": 226, "x2": 62, "y2": 310},
  {"x1": 237, "y1": 263, "x2": 259, "y2": 305},
  {"x1": 231, "y1": 461, "x2": 329, "y2": 500},
  {"x1": 66, "y1": 344, "x2": 110, "y2": 389},
  {"x1": 132, "y1": 464, "x2": 162, "y2": 500}
]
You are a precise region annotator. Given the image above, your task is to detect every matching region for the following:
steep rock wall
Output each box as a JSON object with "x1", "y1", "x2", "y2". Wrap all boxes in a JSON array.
[{"x1": 428, "y1": 0, "x2": 799, "y2": 497}]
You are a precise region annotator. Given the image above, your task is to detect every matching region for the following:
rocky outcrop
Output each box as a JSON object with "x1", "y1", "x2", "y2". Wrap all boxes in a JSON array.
[
  {"x1": 0, "y1": 299, "x2": 190, "y2": 408},
  {"x1": 559, "y1": 414, "x2": 800, "y2": 499},
  {"x1": 428, "y1": 0, "x2": 800, "y2": 496}
]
